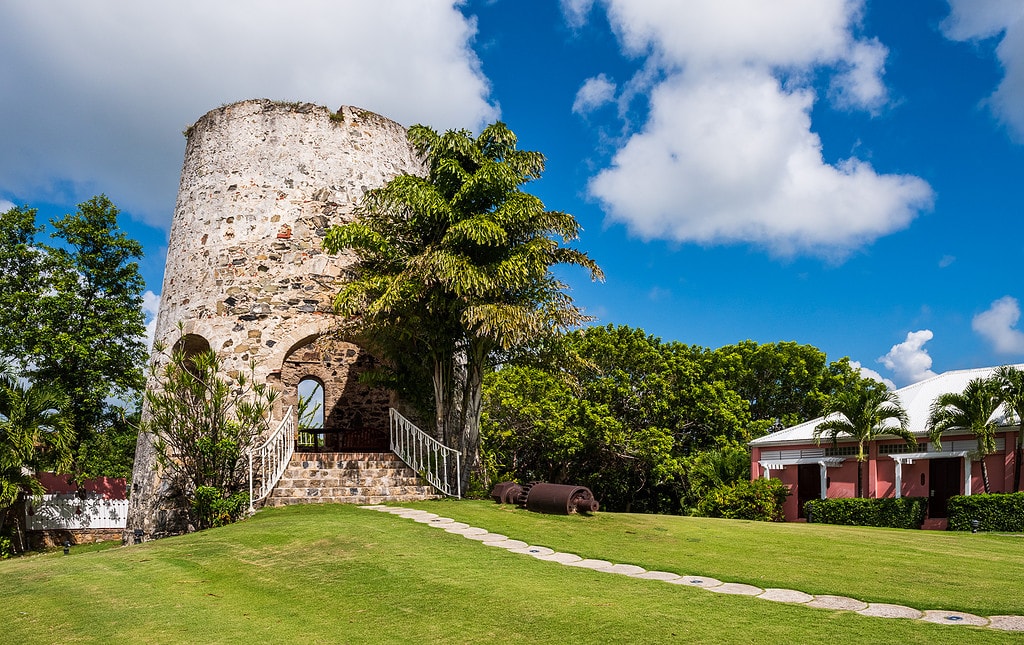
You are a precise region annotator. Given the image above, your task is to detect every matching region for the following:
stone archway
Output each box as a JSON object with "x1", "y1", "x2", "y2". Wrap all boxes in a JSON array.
[{"x1": 279, "y1": 334, "x2": 393, "y2": 452}]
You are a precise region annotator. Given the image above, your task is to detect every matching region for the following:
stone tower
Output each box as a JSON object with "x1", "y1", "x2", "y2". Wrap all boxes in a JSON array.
[{"x1": 126, "y1": 99, "x2": 424, "y2": 538}]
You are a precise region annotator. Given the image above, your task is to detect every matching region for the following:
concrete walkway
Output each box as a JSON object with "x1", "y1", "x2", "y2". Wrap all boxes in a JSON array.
[{"x1": 361, "y1": 505, "x2": 1024, "y2": 632}]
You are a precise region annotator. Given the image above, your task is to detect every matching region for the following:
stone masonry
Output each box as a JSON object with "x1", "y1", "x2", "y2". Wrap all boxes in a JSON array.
[{"x1": 126, "y1": 100, "x2": 427, "y2": 540}]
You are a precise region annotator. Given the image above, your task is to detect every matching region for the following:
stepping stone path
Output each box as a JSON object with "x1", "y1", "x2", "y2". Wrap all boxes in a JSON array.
[{"x1": 359, "y1": 505, "x2": 1024, "y2": 631}]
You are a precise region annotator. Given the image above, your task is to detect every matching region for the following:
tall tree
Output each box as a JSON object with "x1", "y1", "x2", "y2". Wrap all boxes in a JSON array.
[
  {"x1": 0, "y1": 205, "x2": 44, "y2": 359},
  {"x1": 927, "y1": 377, "x2": 1001, "y2": 494},
  {"x1": 27, "y1": 196, "x2": 147, "y2": 474},
  {"x1": 324, "y1": 122, "x2": 602, "y2": 491},
  {"x1": 814, "y1": 386, "x2": 915, "y2": 498},
  {"x1": 991, "y1": 365, "x2": 1024, "y2": 491}
]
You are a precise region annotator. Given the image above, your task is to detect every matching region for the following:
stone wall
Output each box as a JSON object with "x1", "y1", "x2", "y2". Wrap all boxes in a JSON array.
[{"x1": 126, "y1": 100, "x2": 424, "y2": 541}]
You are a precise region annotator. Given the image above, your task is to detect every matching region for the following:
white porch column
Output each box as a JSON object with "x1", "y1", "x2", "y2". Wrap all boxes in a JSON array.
[
  {"x1": 761, "y1": 463, "x2": 770, "y2": 479},
  {"x1": 963, "y1": 456, "x2": 972, "y2": 496},
  {"x1": 818, "y1": 461, "x2": 827, "y2": 500},
  {"x1": 894, "y1": 458, "x2": 903, "y2": 499}
]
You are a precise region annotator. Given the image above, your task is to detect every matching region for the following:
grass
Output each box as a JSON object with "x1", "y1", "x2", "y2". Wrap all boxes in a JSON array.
[{"x1": 0, "y1": 502, "x2": 1019, "y2": 644}]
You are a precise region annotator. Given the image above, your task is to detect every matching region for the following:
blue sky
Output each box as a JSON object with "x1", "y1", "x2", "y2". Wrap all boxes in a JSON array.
[{"x1": 2, "y1": 1, "x2": 1023, "y2": 388}]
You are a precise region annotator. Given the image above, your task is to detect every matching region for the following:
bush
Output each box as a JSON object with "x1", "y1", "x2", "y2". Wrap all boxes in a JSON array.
[
  {"x1": 948, "y1": 492, "x2": 1024, "y2": 532},
  {"x1": 0, "y1": 533, "x2": 12, "y2": 559},
  {"x1": 192, "y1": 486, "x2": 249, "y2": 530},
  {"x1": 696, "y1": 478, "x2": 789, "y2": 521},
  {"x1": 803, "y1": 497, "x2": 928, "y2": 529}
]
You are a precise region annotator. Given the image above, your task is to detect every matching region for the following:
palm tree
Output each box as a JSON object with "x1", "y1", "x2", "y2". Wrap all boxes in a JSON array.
[
  {"x1": 990, "y1": 365, "x2": 1024, "y2": 491},
  {"x1": 0, "y1": 363, "x2": 71, "y2": 550},
  {"x1": 927, "y1": 377, "x2": 1001, "y2": 494},
  {"x1": 323, "y1": 122, "x2": 603, "y2": 491},
  {"x1": 814, "y1": 386, "x2": 915, "y2": 498}
]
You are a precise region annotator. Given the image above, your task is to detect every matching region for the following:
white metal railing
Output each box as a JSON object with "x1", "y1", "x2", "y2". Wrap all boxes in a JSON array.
[
  {"x1": 389, "y1": 408, "x2": 461, "y2": 498},
  {"x1": 25, "y1": 494, "x2": 129, "y2": 531},
  {"x1": 249, "y1": 407, "x2": 296, "y2": 511}
]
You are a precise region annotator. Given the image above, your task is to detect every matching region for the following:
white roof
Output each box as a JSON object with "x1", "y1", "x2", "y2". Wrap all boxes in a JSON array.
[{"x1": 750, "y1": 364, "x2": 1024, "y2": 448}]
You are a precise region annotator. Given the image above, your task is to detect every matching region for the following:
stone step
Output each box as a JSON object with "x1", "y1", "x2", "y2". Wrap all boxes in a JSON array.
[{"x1": 264, "y1": 450, "x2": 441, "y2": 507}]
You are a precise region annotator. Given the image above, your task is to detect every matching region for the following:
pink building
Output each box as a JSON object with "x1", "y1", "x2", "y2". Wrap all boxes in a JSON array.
[{"x1": 749, "y1": 366, "x2": 1023, "y2": 525}]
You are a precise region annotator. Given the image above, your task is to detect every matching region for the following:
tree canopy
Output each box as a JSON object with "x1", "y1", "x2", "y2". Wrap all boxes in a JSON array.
[
  {"x1": 323, "y1": 122, "x2": 602, "y2": 491},
  {"x1": 0, "y1": 197, "x2": 147, "y2": 479}
]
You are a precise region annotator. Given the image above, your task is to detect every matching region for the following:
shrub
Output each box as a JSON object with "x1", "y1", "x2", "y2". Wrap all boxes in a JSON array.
[
  {"x1": 947, "y1": 492, "x2": 1024, "y2": 532},
  {"x1": 0, "y1": 533, "x2": 12, "y2": 559},
  {"x1": 192, "y1": 486, "x2": 249, "y2": 530},
  {"x1": 696, "y1": 478, "x2": 789, "y2": 521},
  {"x1": 803, "y1": 497, "x2": 928, "y2": 529}
]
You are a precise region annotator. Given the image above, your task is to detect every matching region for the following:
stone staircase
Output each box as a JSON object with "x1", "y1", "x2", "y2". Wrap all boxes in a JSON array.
[{"x1": 263, "y1": 452, "x2": 440, "y2": 507}]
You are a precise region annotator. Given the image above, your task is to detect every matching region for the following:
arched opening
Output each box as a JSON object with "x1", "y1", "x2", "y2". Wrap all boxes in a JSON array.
[
  {"x1": 296, "y1": 377, "x2": 325, "y2": 450},
  {"x1": 280, "y1": 335, "x2": 393, "y2": 452},
  {"x1": 171, "y1": 333, "x2": 212, "y2": 377}
]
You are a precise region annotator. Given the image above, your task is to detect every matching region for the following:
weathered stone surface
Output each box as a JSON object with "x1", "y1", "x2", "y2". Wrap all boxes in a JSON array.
[{"x1": 126, "y1": 100, "x2": 426, "y2": 541}]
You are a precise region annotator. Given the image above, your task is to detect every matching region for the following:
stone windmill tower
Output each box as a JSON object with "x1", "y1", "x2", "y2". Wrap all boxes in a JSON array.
[{"x1": 126, "y1": 100, "x2": 428, "y2": 538}]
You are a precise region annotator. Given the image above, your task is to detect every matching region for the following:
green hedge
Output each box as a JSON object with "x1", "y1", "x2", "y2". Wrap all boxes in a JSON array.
[
  {"x1": 696, "y1": 478, "x2": 790, "y2": 522},
  {"x1": 803, "y1": 497, "x2": 928, "y2": 529},
  {"x1": 947, "y1": 492, "x2": 1024, "y2": 532}
]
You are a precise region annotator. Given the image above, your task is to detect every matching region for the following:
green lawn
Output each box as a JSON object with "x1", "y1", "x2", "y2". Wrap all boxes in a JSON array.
[{"x1": 0, "y1": 502, "x2": 1019, "y2": 644}]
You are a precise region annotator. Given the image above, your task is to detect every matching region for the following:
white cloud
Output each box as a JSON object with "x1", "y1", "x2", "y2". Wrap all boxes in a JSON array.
[
  {"x1": 972, "y1": 295, "x2": 1024, "y2": 354},
  {"x1": 142, "y1": 290, "x2": 161, "y2": 352},
  {"x1": 580, "y1": 0, "x2": 934, "y2": 258},
  {"x1": 0, "y1": 1, "x2": 496, "y2": 229},
  {"x1": 561, "y1": 0, "x2": 596, "y2": 30},
  {"x1": 878, "y1": 330, "x2": 938, "y2": 385},
  {"x1": 850, "y1": 360, "x2": 896, "y2": 390},
  {"x1": 942, "y1": 0, "x2": 1024, "y2": 140},
  {"x1": 573, "y1": 74, "x2": 617, "y2": 115},
  {"x1": 938, "y1": 254, "x2": 956, "y2": 268},
  {"x1": 0, "y1": 199, "x2": 14, "y2": 212}
]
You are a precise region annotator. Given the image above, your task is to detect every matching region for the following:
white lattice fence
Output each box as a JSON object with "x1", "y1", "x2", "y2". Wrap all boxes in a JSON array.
[{"x1": 25, "y1": 494, "x2": 129, "y2": 530}]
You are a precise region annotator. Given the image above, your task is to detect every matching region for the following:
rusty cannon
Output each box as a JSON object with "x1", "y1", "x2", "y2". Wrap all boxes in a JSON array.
[{"x1": 490, "y1": 481, "x2": 599, "y2": 515}]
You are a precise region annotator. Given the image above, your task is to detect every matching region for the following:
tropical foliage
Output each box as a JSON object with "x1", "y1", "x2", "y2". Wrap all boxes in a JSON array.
[
  {"x1": 482, "y1": 325, "x2": 878, "y2": 513},
  {"x1": 0, "y1": 198, "x2": 146, "y2": 477},
  {"x1": 0, "y1": 362, "x2": 72, "y2": 553},
  {"x1": 991, "y1": 365, "x2": 1024, "y2": 491},
  {"x1": 927, "y1": 377, "x2": 1003, "y2": 493},
  {"x1": 813, "y1": 386, "x2": 915, "y2": 497},
  {"x1": 144, "y1": 338, "x2": 278, "y2": 528},
  {"x1": 324, "y1": 122, "x2": 602, "y2": 491}
]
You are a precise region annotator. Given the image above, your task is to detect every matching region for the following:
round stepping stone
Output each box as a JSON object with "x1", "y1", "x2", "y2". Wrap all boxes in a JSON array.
[
  {"x1": 709, "y1": 582, "x2": 763, "y2": 596},
  {"x1": 485, "y1": 539, "x2": 528, "y2": 549},
  {"x1": 857, "y1": 603, "x2": 922, "y2": 619},
  {"x1": 566, "y1": 558, "x2": 614, "y2": 570},
  {"x1": 630, "y1": 570, "x2": 681, "y2": 582},
  {"x1": 920, "y1": 610, "x2": 989, "y2": 627},
  {"x1": 359, "y1": 505, "x2": 388, "y2": 510},
  {"x1": 382, "y1": 507, "x2": 411, "y2": 513},
  {"x1": 446, "y1": 526, "x2": 488, "y2": 536},
  {"x1": 805, "y1": 595, "x2": 868, "y2": 611},
  {"x1": 439, "y1": 521, "x2": 469, "y2": 531},
  {"x1": 426, "y1": 517, "x2": 455, "y2": 527},
  {"x1": 988, "y1": 616, "x2": 1024, "y2": 631},
  {"x1": 667, "y1": 576, "x2": 722, "y2": 588},
  {"x1": 534, "y1": 552, "x2": 583, "y2": 564},
  {"x1": 509, "y1": 546, "x2": 555, "y2": 557},
  {"x1": 758, "y1": 588, "x2": 813, "y2": 604},
  {"x1": 465, "y1": 532, "x2": 506, "y2": 541},
  {"x1": 597, "y1": 563, "x2": 647, "y2": 576},
  {"x1": 412, "y1": 514, "x2": 440, "y2": 523}
]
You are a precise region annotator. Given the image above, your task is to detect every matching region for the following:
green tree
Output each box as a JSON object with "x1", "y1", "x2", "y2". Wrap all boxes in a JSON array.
[
  {"x1": 144, "y1": 340, "x2": 279, "y2": 529},
  {"x1": 1, "y1": 197, "x2": 147, "y2": 477},
  {"x1": 991, "y1": 365, "x2": 1024, "y2": 492},
  {"x1": 814, "y1": 386, "x2": 915, "y2": 498},
  {"x1": 928, "y1": 377, "x2": 1003, "y2": 494},
  {"x1": 0, "y1": 205, "x2": 43, "y2": 358},
  {"x1": 324, "y1": 122, "x2": 602, "y2": 492},
  {"x1": 0, "y1": 362, "x2": 72, "y2": 553},
  {"x1": 707, "y1": 341, "x2": 871, "y2": 435}
]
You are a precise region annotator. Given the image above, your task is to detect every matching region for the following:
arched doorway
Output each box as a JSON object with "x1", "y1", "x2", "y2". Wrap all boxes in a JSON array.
[{"x1": 280, "y1": 335, "x2": 392, "y2": 452}]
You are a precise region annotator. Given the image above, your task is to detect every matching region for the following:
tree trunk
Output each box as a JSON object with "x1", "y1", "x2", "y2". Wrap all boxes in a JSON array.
[
  {"x1": 981, "y1": 457, "x2": 991, "y2": 494},
  {"x1": 1015, "y1": 431, "x2": 1022, "y2": 492},
  {"x1": 857, "y1": 459, "x2": 864, "y2": 498}
]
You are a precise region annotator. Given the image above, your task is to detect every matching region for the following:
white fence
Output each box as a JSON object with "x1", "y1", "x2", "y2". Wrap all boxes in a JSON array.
[{"x1": 25, "y1": 494, "x2": 129, "y2": 531}]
